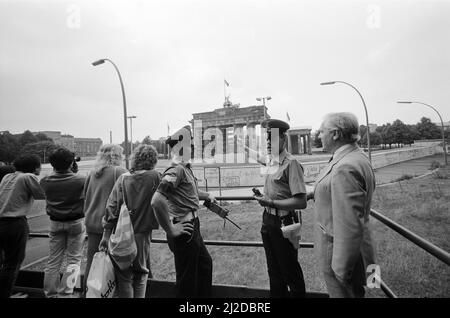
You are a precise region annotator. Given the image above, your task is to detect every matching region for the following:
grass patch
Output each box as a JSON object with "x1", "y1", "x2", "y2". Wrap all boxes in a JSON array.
[{"x1": 371, "y1": 165, "x2": 450, "y2": 297}]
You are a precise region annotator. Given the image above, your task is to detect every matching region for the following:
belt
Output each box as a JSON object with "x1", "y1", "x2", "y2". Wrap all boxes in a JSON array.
[
  {"x1": 172, "y1": 211, "x2": 197, "y2": 223},
  {"x1": 264, "y1": 207, "x2": 291, "y2": 217}
]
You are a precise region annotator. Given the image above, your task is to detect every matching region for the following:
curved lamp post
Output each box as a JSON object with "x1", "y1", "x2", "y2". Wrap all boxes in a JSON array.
[
  {"x1": 320, "y1": 81, "x2": 372, "y2": 164},
  {"x1": 256, "y1": 96, "x2": 272, "y2": 121},
  {"x1": 92, "y1": 59, "x2": 129, "y2": 169},
  {"x1": 397, "y1": 101, "x2": 447, "y2": 166}
]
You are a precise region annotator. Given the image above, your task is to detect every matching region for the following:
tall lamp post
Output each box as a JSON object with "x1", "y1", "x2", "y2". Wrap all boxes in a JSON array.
[
  {"x1": 92, "y1": 58, "x2": 129, "y2": 169},
  {"x1": 320, "y1": 81, "x2": 372, "y2": 164},
  {"x1": 128, "y1": 115, "x2": 137, "y2": 153},
  {"x1": 397, "y1": 101, "x2": 447, "y2": 166},
  {"x1": 256, "y1": 96, "x2": 272, "y2": 121}
]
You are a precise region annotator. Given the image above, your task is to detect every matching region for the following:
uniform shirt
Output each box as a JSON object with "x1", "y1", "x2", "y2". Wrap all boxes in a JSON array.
[
  {"x1": 263, "y1": 150, "x2": 306, "y2": 205},
  {"x1": 40, "y1": 171, "x2": 86, "y2": 222},
  {"x1": 156, "y1": 162, "x2": 199, "y2": 218},
  {"x1": 103, "y1": 170, "x2": 161, "y2": 233},
  {"x1": 0, "y1": 172, "x2": 45, "y2": 218}
]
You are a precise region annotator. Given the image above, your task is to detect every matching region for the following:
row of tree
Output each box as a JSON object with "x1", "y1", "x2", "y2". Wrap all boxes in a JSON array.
[
  {"x1": 0, "y1": 130, "x2": 59, "y2": 164},
  {"x1": 313, "y1": 117, "x2": 447, "y2": 149}
]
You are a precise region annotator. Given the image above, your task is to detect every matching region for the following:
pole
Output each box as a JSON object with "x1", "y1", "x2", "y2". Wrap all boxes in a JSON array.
[
  {"x1": 104, "y1": 59, "x2": 129, "y2": 169},
  {"x1": 411, "y1": 102, "x2": 447, "y2": 166},
  {"x1": 130, "y1": 117, "x2": 133, "y2": 153},
  {"x1": 110, "y1": 131, "x2": 112, "y2": 144},
  {"x1": 263, "y1": 98, "x2": 266, "y2": 121}
]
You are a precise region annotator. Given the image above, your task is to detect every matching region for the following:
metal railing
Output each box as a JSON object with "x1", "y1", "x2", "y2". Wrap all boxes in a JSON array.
[{"x1": 25, "y1": 196, "x2": 450, "y2": 298}]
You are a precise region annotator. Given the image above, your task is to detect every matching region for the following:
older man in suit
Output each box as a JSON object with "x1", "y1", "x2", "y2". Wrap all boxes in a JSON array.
[{"x1": 309, "y1": 112, "x2": 376, "y2": 298}]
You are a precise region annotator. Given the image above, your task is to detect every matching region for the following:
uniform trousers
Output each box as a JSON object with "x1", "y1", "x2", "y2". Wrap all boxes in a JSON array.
[
  {"x1": 261, "y1": 211, "x2": 306, "y2": 298},
  {"x1": 167, "y1": 217, "x2": 212, "y2": 298}
]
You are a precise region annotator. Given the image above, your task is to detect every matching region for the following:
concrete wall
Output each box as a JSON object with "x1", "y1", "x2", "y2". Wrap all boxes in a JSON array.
[{"x1": 186, "y1": 145, "x2": 437, "y2": 188}]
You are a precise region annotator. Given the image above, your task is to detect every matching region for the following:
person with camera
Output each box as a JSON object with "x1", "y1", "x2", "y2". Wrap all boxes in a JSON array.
[
  {"x1": 39, "y1": 147, "x2": 86, "y2": 298},
  {"x1": 253, "y1": 119, "x2": 308, "y2": 298},
  {"x1": 0, "y1": 155, "x2": 45, "y2": 298},
  {"x1": 151, "y1": 125, "x2": 215, "y2": 298}
]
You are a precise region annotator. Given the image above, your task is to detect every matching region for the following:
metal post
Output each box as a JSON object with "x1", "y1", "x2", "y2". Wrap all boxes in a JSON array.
[
  {"x1": 92, "y1": 58, "x2": 129, "y2": 169},
  {"x1": 397, "y1": 101, "x2": 447, "y2": 166}
]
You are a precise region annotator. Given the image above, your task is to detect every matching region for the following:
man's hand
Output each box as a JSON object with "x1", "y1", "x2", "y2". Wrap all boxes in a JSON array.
[
  {"x1": 207, "y1": 193, "x2": 217, "y2": 204},
  {"x1": 254, "y1": 195, "x2": 273, "y2": 208},
  {"x1": 168, "y1": 221, "x2": 194, "y2": 238}
]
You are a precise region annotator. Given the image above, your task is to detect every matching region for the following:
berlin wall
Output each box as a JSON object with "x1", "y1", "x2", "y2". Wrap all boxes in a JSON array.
[{"x1": 181, "y1": 145, "x2": 437, "y2": 188}]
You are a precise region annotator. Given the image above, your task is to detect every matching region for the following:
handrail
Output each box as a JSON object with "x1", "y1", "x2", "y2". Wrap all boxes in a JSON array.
[
  {"x1": 370, "y1": 209, "x2": 450, "y2": 266},
  {"x1": 28, "y1": 196, "x2": 448, "y2": 299},
  {"x1": 27, "y1": 233, "x2": 314, "y2": 249},
  {"x1": 215, "y1": 196, "x2": 450, "y2": 267}
]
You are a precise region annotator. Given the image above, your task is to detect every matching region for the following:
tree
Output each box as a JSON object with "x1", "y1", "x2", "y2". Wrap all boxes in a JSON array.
[
  {"x1": 361, "y1": 131, "x2": 382, "y2": 147},
  {"x1": 18, "y1": 130, "x2": 38, "y2": 147},
  {"x1": 312, "y1": 130, "x2": 322, "y2": 148},
  {"x1": 0, "y1": 131, "x2": 20, "y2": 164},
  {"x1": 21, "y1": 141, "x2": 58, "y2": 164},
  {"x1": 377, "y1": 123, "x2": 395, "y2": 149},
  {"x1": 35, "y1": 133, "x2": 52, "y2": 142},
  {"x1": 389, "y1": 119, "x2": 410, "y2": 147},
  {"x1": 416, "y1": 117, "x2": 441, "y2": 140}
]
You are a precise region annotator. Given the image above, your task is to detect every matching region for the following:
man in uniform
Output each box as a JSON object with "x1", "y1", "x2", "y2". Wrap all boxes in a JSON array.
[
  {"x1": 254, "y1": 119, "x2": 308, "y2": 298},
  {"x1": 151, "y1": 125, "x2": 215, "y2": 298}
]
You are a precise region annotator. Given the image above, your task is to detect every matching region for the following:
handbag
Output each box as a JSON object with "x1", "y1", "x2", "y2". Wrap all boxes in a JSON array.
[{"x1": 108, "y1": 177, "x2": 137, "y2": 270}]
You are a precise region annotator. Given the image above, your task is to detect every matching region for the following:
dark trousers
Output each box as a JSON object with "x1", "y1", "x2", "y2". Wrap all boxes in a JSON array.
[
  {"x1": 0, "y1": 217, "x2": 29, "y2": 298},
  {"x1": 261, "y1": 211, "x2": 306, "y2": 298},
  {"x1": 167, "y1": 217, "x2": 212, "y2": 298}
]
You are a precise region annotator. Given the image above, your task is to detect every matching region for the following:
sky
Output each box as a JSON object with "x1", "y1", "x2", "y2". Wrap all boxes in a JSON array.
[{"x1": 1, "y1": 0, "x2": 449, "y2": 144}]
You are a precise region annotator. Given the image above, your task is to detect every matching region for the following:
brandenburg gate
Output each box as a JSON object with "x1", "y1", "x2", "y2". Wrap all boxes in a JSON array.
[{"x1": 190, "y1": 99, "x2": 311, "y2": 163}]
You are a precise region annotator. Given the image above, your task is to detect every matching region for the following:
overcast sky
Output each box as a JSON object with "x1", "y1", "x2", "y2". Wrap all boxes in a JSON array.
[{"x1": 1, "y1": 0, "x2": 449, "y2": 144}]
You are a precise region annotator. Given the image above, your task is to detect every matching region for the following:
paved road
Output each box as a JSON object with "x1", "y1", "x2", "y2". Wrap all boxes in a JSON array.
[{"x1": 22, "y1": 153, "x2": 446, "y2": 268}]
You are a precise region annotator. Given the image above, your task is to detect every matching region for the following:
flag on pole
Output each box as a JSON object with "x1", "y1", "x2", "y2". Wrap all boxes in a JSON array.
[
  {"x1": 286, "y1": 112, "x2": 291, "y2": 123},
  {"x1": 224, "y1": 79, "x2": 230, "y2": 87}
]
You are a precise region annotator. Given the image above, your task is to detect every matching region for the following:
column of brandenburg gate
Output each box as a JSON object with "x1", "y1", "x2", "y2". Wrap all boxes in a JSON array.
[{"x1": 190, "y1": 99, "x2": 312, "y2": 164}]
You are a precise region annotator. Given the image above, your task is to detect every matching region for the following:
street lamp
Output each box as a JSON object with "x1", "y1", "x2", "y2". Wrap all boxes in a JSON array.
[
  {"x1": 256, "y1": 96, "x2": 272, "y2": 121},
  {"x1": 397, "y1": 101, "x2": 447, "y2": 166},
  {"x1": 92, "y1": 58, "x2": 129, "y2": 169},
  {"x1": 128, "y1": 115, "x2": 137, "y2": 153},
  {"x1": 320, "y1": 81, "x2": 372, "y2": 164}
]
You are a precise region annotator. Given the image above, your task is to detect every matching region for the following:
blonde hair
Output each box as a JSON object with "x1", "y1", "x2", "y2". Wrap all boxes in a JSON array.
[{"x1": 94, "y1": 144, "x2": 124, "y2": 177}]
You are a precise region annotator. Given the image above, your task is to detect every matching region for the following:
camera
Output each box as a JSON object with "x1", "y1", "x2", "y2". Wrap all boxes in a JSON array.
[
  {"x1": 71, "y1": 156, "x2": 81, "y2": 173},
  {"x1": 252, "y1": 187, "x2": 262, "y2": 197}
]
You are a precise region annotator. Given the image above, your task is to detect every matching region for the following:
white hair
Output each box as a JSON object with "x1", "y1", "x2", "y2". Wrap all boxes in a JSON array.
[{"x1": 323, "y1": 112, "x2": 361, "y2": 143}]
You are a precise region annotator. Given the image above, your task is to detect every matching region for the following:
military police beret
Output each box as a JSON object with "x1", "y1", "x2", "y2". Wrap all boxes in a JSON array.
[{"x1": 261, "y1": 119, "x2": 290, "y2": 132}]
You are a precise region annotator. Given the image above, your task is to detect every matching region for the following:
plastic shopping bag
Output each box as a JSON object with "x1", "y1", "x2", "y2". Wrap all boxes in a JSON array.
[
  {"x1": 108, "y1": 203, "x2": 137, "y2": 270},
  {"x1": 86, "y1": 252, "x2": 116, "y2": 298}
]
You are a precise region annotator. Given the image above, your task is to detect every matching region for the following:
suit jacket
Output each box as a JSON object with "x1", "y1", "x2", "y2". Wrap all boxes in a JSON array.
[{"x1": 313, "y1": 144, "x2": 376, "y2": 284}]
